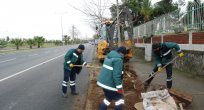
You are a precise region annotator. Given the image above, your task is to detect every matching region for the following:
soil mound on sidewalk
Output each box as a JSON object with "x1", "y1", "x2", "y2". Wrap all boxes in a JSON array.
[{"x1": 85, "y1": 63, "x2": 143, "y2": 110}]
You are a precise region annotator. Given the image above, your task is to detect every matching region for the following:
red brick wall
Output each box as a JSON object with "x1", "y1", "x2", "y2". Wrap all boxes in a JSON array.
[
  {"x1": 133, "y1": 39, "x2": 137, "y2": 43},
  {"x1": 192, "y1": 32, "x2": 204, "y2": 44},
  {"x1": 138, "y1": 39, "x2": 143, "y2": 43},
  {"x1": 134, "y1": 32, "x2": 204, "y2": 44},
  {"x1": 152, "y1": 36, "x2": 161, "y2": 43},
  {"x1": 163, "y1": 34, "x2": 189, "y2": 44}
]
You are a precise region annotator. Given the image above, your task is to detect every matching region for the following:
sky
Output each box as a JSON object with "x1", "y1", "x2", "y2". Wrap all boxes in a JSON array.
[
  {"x1": 0, "y1": 0, "x2": 198, "y2": 40},
  {"x1": 0, "y1": 0, "x2": 117, "y2": 40}
]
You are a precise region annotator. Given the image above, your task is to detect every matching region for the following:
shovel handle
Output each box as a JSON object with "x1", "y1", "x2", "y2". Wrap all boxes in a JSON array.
[
  {"x1": 73, "y1": 65, "x2": 101, "y2": 69},
  {"x1": 144, "y1": 56, "x2": 179, "y2": 82}
]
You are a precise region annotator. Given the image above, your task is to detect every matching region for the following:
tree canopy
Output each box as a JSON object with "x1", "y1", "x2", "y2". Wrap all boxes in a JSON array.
[{"x1": 110, "y1": 0, "x2": 178, "y2": 26}]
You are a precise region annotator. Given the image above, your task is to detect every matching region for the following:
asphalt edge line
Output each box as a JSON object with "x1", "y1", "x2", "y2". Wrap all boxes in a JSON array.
[
  {"x1": 0, "y1": 58, "x2": 16, "y2": 63},
  {"x1": 0, "y1": 54, "x2": 64, "y2": 82}
]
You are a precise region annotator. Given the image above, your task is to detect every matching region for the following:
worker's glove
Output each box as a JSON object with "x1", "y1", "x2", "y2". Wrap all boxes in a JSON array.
[
  {"x1": 117, "y1": 90, "x2": 123, "y2": 94},
  {"x1": 69, "y1": 63, "x2": 74, "y2": 68},
  {"x1": 157, "y1": 64, "x2": 162, "y2": 72},
  {"x1": 178, "y1": 52, "x2": 184, "y2": 57},
  {"x1": 157, "y1": 67, "x2": 162, "y2": 72}
]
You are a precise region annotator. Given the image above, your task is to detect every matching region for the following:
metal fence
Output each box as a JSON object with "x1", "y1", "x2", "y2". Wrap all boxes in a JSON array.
[{"x1": 133, "y1": 2, "x2": 204, "y2": 38}]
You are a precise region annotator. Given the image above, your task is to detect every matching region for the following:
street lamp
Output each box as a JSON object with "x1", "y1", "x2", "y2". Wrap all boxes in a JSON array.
[{"x1": 55, "y1": 12, "x2": 68, "y2": 41}]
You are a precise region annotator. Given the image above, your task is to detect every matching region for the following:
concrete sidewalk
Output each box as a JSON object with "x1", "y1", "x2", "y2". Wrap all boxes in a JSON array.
[{"x1": 129, "y1": 57, "x2": 204, "y2": 110}]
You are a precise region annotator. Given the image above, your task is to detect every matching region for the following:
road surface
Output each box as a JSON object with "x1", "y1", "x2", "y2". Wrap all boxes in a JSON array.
[{"x1": 0, "y1": 44, "x2": 94, "y2": 110}]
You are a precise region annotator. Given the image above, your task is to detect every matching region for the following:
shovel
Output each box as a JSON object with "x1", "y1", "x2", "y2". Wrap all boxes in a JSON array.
[
  {"x1": 73, "y1": 64, "x2": 102, "y2": 69},
  {"x1": 134, "y1": 56, "x2": 179, "y2": 90}
]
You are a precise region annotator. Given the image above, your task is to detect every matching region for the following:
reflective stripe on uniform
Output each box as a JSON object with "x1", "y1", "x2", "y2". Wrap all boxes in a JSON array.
[
  {"x1": 166, "y1": 78, "x2": 172, "y2": 81},
  {"x1": 103, "y1": 64, "x2": 113, "y2": 70},
  {"x1": 82, "y1": 62, "x2": 87, "y2": 66},
  {"x1": 177, "y1": 49, "x2": 182, "y2": 53},
  {"x1": 70, "y1": 81, "x2": 76, "y2": 86},
  {"x1": 70, "y1": 81, "x2": 75, "y2": 83},
  {"x1": 67, "y1": 60, "x2": 71, "y2": 64},
  {"x1": 73, "y1": 53, "x2": 78, "y2": 58},
  {"x1": 62, "y1": 83, "x2": 67, "y2": 87},
  {"x1": 115, "y1": 99, "x2": 124, "y2": 105},
  {"x1": 163, "y1": 50, "x2": 171, "y2": 56},
  {"x1": 116, "y1": 84, "x2": 122, "y2": 89},
  {"x1": 63, "y1": 81, "x2": 68, "y2": 84},
  {"x1": 103, "y1": 99, "x2": 111, "y2": 106},
  {"x1": 62, "y1": 81, "x2": 68, "y2": 86},
  {"x1": 70, "y1": 83, "x2": 76, "y2": 86},
  {"x1": 97, "y1": 82, "x2": 117, "y2": 91},
  {"x1": 157, "y1": 64, "x2": 161, "y2": 67}
]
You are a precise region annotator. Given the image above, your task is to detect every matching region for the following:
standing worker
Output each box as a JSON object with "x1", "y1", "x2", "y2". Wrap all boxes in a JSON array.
[
  {"x1": 144, "y1": 42, "x2": 184, "y2": 90},
  {"x1": 97, "y1": 46, "x2": 127, "y2": 110},
  {"x1": 62, "y1": 44, "x2": 87, "y2": 97}
]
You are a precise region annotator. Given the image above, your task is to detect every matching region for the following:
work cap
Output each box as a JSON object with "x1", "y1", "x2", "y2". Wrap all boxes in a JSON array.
[
  {"x1": 78, "y1": 44, "x2": 85, "y2": 50},
  {"x1": 117, "y1": 46, "x2": 127, "y2": 55}
]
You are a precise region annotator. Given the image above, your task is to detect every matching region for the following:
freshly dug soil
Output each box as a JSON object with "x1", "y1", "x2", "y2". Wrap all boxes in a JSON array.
[{"x1": 85, "y1": 63, "x2": 143, "y2": 110}]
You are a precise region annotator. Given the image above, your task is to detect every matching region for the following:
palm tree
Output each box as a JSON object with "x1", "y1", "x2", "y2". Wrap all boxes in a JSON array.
[
  {"x1": 26, "y1": 39, "x2": 35, "y2": 49},
  {"x1": 34, "y1": 36, "x2": 45, "y2": 48},
  {"x1": 0, "y1": 38, "x2": 8, "y2": 48},
  {"x1": 140, "y1": 0, "x2": 152, "y2": 22},
  {"x1": 10, "y1": 38, "x2": 23, "y2": 50},
  {"x1": 63, "y1": 35, "x2": 70, "y2": 45}
]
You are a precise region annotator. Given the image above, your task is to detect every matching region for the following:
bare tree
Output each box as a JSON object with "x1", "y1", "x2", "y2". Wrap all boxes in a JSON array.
[
  {"x1": 68, "y1": 0, "x2": 113, "y2": 29},
  {"x1": 69, "y1": 25, "x2": 81, "y2": 40}
]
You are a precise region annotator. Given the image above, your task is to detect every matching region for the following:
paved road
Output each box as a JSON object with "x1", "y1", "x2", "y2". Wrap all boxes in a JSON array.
[{"x1": 0, "y1": 44, "x2": 94, "y2": 110}]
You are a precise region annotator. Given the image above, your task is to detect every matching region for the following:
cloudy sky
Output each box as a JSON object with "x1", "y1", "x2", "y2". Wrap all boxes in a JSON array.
[
  {"x1": 0, "y1": 0, "x2": 117, "y2": 40},
  {"x1": 0, "y1": 0, "x2": 196, "y2": 40}
]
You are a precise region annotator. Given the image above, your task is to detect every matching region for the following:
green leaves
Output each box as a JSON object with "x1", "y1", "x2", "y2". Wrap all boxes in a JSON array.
[
  {"x1": 10, "y1": 38, "x2": 23, "y2": 50},
  {"x1": 110, "y1": 0, "x2": 178, "y2": 26},
  {"x1": 63, "y1": 35, "x2": 70, "y2": 45},
  {"x1": 0, "y1": 39, "x2": 8, "y2": 48},
  {"x1": 34, "y1": 36, "x2": 45, "y2": 48},
  {"x1": 26, "y1": 39, "x2": 35, "y2": 49}
]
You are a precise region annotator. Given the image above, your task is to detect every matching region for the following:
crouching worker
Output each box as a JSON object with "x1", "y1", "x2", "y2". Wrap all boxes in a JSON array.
[
  {"x1": 62, "y1": 44, "x2": 87, "y2": 97},
  {"x1": 144, "y1": 42, "x2": 184, "y2": 90},
  {"x1": 97, "y1": 46, "x2": 127, "y2": 110}
]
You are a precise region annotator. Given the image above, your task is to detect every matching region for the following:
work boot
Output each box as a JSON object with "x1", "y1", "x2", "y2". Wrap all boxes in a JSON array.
[
  {"x1": 62, "y1": 93, "x2": 68, "y2": 98},
  {"x1": 70, "y1": 85, "x2": 79, "y2": 95},
  {"x1": 71, "y1": 91, "x2": 79, "y2": 95}
]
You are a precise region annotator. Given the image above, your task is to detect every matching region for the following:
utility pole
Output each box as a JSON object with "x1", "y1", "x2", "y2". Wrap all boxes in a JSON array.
[
  {"x1": 72, "y1": 25, "x2": 75, "y2": 44},
  {"x1": 60, "y1": 15, "x2": 64, "y2": 40},
  {"x1": 116, "y1": 0, "x2": 121, "y2": 44},
  {"x1": 55, "y1": 12, "x2": 68, "y2": 41}
]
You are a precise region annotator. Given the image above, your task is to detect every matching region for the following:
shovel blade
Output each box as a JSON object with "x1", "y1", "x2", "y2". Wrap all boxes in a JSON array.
[{"x1": 133, "y1": 79, "x2": 144, "y2": 91}]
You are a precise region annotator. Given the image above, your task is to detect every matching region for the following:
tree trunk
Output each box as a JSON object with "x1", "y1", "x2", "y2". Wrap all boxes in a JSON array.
[
  {"x1": 30, "y1": 45, "x2": 32, "y2": 49},
  {"x1": 65, "y1": 40, "x2": 68, "y2": 45},
  {"x1": 16, "y1": 45, "x2": 19, "y2": 50},
  {"x1": 38, "y1": 44, "x2": 40, "y2": 48}
]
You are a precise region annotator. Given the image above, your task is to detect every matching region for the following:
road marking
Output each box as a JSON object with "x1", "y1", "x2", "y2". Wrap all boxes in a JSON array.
[
  {"x1": 0, "y1": 58, "x2": 16, "y2": 63},
  {"x1": 0, "y1": 54, "x2": 64, "y2": 82},
  {"x1": 28, "y1": 54, "x2": 38, "y2": 57}
]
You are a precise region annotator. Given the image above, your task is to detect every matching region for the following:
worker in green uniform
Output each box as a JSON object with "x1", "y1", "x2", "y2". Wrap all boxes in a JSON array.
[
  {"x1": 62, "y1": 44, "x2": 87, "y2": 97},
  {"x1": 97, "y1": 46, "x2": 127, "y2": 110},
  {"x1": 144, "y1": 42, "x2": 184, "y2": 90}
]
